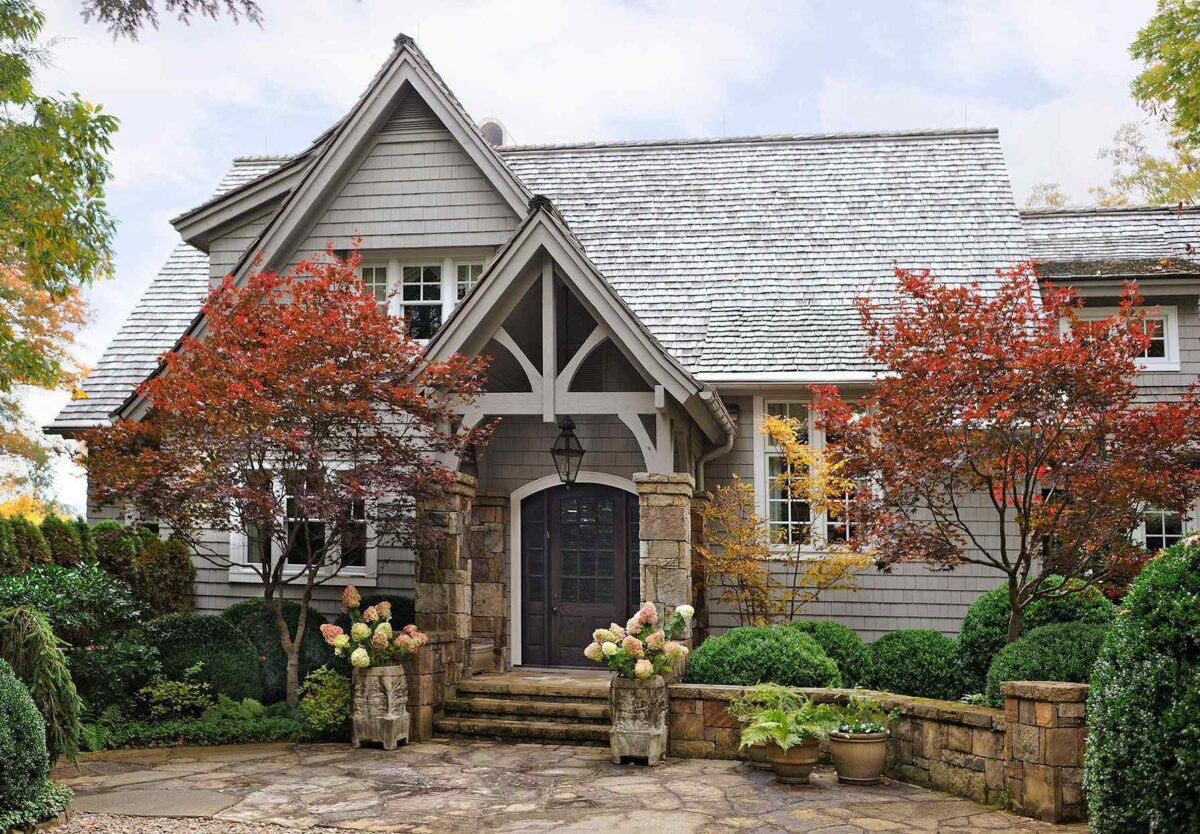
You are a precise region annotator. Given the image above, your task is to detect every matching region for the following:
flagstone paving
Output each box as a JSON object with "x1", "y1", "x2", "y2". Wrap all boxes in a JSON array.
[{"x1": 53, "y1": 740, "x2": 1090, "y2": 833}]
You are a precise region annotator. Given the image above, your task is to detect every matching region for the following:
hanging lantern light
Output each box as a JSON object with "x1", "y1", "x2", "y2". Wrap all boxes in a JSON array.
[{"x1": 549, "y1": 416, "x2": 585, "y2": 486}]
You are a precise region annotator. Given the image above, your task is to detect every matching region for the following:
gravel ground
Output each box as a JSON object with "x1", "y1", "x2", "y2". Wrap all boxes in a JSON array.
[{"x1": 57, "y1": 813, "x2": 333, "y2": 833}]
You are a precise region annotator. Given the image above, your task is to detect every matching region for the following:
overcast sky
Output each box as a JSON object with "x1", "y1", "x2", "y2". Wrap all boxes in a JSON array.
[{"x1": 24, "y1": 0, "x2": 1161, "y2": 511}]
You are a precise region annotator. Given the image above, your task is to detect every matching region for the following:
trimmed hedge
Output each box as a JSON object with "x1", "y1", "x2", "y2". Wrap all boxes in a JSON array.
[
  {"x1": 983, "y1": 621, "x2": 1108, "y2": 708},
  {"x1": 0, "y1": 519, "x2": 20, "y2": 575},
  {"x1": 788, "y1": 619, "x2": 874, "y2": 687},
  {"x1": 145, "y1": 614, "x2": 263, "y2": 702},
  {"x1": 223, "y1": 599, "x2": 334, "y2": 705},
  {"x1": 958, "y1": 578, "x2": 1115, "y2": 692},
  {"x1": 1086, "y1": 544, "x2": 1200, "y2": 834},
  {"x1": 871, "y1": 629, "x2": 961, "y2": 700},
  {"x1": 91, "y1": 520, "x2": 138, "y2": 586},
  {"x1": 684, "y1": 626, "x2": 842, "y2": 688},
  {"x1": 73, "y1": 518, "x2": 95, "y2": 562},
  {"x1": 39, "y1": 515, "x2": 81, "y2": 567},
  {"x1": 0, "y1": 658, "x2": 49, "y2": 812},
  {"x1": 8, "y1": 517, "x2": 51, "y2": 568},
  {"x1": 131, "y1": 537, "x2": 196, "y2": 617},
  {"x1": 82, "y1": 715, "x2": 306, "y2": 750}
]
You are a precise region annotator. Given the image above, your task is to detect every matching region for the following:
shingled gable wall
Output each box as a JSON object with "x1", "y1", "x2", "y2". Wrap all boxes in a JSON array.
[{"x1": 666, "y1": 683, "x2": 1089, "y2": 824}]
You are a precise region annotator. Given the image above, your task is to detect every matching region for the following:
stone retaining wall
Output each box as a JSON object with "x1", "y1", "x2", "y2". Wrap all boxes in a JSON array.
[
  {"x1": 403, "y1": 630, "x2": 464, "y2": 741},
  {"x1": 667, "y1": 682, "x2": 1087, "y2": 824}
]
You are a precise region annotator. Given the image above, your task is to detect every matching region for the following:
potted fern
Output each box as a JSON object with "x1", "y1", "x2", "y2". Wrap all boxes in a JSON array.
[
  {"x1": 737, "y1": 694, "x2": 839, "y2": 784},
  {"x1": 829, "y1": 690, "x2": 898, "y2": 785},
  {"x1": 727, "y1": 683, "x2": 807, "y2": 770}
]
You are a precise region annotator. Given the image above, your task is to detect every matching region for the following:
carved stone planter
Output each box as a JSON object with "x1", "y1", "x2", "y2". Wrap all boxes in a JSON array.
[
  {"x1": 609, "y1": 675, "x2": 668, "y2": 765},
  {"x1": 351, "y1": 665, "x2": 410, "y2": 750}
]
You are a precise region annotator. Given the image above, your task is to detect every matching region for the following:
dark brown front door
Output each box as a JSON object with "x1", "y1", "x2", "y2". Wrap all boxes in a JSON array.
[{"x1": 521, "y1": 484, "x2": 639, "y2": 667}]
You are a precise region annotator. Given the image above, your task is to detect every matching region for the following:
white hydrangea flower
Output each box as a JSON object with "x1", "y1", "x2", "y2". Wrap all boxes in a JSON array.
[
  {"x1": 601, "y1": 641, "x2": 619, "y2": 657},
  {"x1": 350, "y1": 647, "x2": 371, "y2": 668},
  {"x1": 350, "y1": 622, "x2": 371, "y2": 641}
]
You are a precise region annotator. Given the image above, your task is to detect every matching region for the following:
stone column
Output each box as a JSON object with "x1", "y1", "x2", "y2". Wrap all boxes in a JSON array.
[
  {"x1": 415, "y1": 472, "x2": 477, "y2": 676},
  {"x1": 634, "y1": 473, "x2": 695, "y2": 622},
  {"x1": 1001, "y1": 681, "x2": 1089, "y2": 823},
  {"x1": 469, "y1": 490, "x2": 508, "y2": 671}
]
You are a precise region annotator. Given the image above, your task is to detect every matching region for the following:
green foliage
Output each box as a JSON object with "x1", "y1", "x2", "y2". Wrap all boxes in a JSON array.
[
  {"x1": 1086, "y1": 543, "x2": 1200, "y2": 833},
  {"x1": 38, "y1": 515, "x2": 80, "y2": 567},
  {"x1": 80, "y1": 715, "x2": 305, "y2": 751},
  {"x1": 1131, "y1": 0, "x2": 1200, "y2": 148},
  {"x1": 0, "y1": 657, "x2": 48, "y2": 811},
  {"x1": 0, "y1": 562, "x2": 142, "y2": 647},
  {"x1": 73, "y1": 638, "x2": 160, "y2": 716},
  {"x1": 200, "y1": 694, "x2": 265, "y2": 723},
  {"x1": 92, "y1": 520, "x2": 138, "y2": 585},
  {"x1": 0, "y1": 606, "x2": 81, "y2": 763},
  {"x1": 73, "y1": 518, "x2": 94, "y2": 562},
  {"x1": 984, "y1": 622, "x2": 1108, "y2": 708},
  {"x1": 788, "y1": 619, "x2": 874, "y2": 687},
  {"x1": 0, "y1": 780, "x2": 71, "y2": 831},
  {"x1": 298, "y1": 665, "x2": 350, "y2": 740},
  {"x1": 8, "y1": 516, "x2": 50, "y2": 567},
  {"x1": 684, "y1": 626, "x2": 842, "y2": 688},
  {"x1": 130, "y1": 536, "x2": 195, "y2": 616},
  {"x1": 138, "y1": 661, "x2": 214, "y2": 721},
  {"x1": 0, "y1": 518, "x2": 19, "y2": 574},
  {"x1": 871, "y1": 629, "x2": 961, "y2": 701},
  {"x1": 145, "y1": 613, "x2": 263, "y2": 701},
  {"x1": 958, "y1": 578, "x2": 1115, "y2": 692},
  {"x1": 223, "y1": 598, "x2": 332, "y2": 705},
  {"x1": 736, "y1": 696, "x2": 840, "y2": 751},
  {"x1": 836, "y1": 690, "x2": 898, "y2": 734}
]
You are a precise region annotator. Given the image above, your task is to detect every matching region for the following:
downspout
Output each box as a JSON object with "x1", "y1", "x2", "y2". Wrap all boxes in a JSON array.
[{"x1": 696, "y1": 387, "x2": 737, "y2": 492}]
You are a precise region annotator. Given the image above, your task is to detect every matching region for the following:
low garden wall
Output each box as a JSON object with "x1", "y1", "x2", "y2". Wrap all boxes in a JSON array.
[
  {"x1": 667, "y1": 681, "x2": 1088, "y2": 824},
  {"x1": 403, "y1": 630, "x2": 464, "y2": 741}
]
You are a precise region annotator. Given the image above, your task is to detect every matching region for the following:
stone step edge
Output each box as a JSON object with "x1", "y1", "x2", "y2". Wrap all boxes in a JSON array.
[
  {"x1": 442, "y1": 696, "x2": 611, "y2": 722},
  {"x1": 455, "y1": 678, "x2": 610, "y2": 701},
  {"x1": 433, "y1": 716, "x2": 611, "y2": 743}
]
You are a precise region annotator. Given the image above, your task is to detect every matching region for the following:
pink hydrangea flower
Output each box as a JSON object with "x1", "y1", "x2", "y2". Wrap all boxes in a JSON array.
[
  {"x1": 319, "y1": 624, "x2": 344, "y2": 647},
  {"x1": 645, "y1": 630, "x2": 666, "y2": 652},
  {"x1": 403, "y1": 623, "x2": 419, "y2": 636},
  {"x1": 371, "y1": 630, "x2": 389, "y2": 649},
  {"x1": 638, "y1": 601, "x2": 658, "y2": 626},
  {"x1": 342, "y1": 585, "x2": 361, "y2": 610},
  {"x1": 621, "y1": 635, "x2": 645, "y2": 659},
  {"x1": 633, "y1": 659, "x2": 654, "y2": 680},
  {"x1": 664, "y1": 641, "x2": 689, "y2": 661},
  {"x1": 394, "y1": 634, "x2": 415, "y2": 652},
  {"x1": 375, "y1": 601, "x2": 392, "y2": 620},
  {"x1": 625, "y1": 615, "x2": 642, "y2": 635},
  {"x1": 583, "y1": 642, "x2": 604, "y2": 662},
  {"x1": 362, "y1": 605, "x2": 379, "y2": 623},
  {"x1": 609, "y1": 623, "x2": 627, "y2": 640}
]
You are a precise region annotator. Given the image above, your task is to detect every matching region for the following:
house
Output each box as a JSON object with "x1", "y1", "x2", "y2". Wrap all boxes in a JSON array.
[{"x1": 48, "y1": 35, "x2": 1200, "y2": 671}]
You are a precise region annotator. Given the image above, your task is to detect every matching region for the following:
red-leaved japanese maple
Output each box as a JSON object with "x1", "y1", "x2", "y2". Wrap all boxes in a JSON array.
[
  {"x1": 85, "y1": 251, "x2": 490, "y2": 704},
  {"x1": 814, "y1": 263, "x2": 1200, "y2": 644}
]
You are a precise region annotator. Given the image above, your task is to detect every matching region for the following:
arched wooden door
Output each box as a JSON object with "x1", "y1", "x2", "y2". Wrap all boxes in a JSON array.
[{"x1": 521, "y1": 484, "x2": 640, "y2": 667}]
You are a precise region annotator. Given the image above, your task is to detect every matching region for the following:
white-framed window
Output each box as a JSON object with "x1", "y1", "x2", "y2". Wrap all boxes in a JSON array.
[
  {"x1": 1069, "y1": 306, "x2": 1180, "y2": 371},
  {"x1": 357, "y1": 256, "x2": 488, "y2": 340},
  {"x1": 1136, "y1": 507, "x2": 1190, "y2": 553}
]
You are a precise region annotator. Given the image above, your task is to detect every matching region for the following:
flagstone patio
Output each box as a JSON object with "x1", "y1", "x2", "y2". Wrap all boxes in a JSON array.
[{"x1": 53, "y1": 740, "x2": 1089, "y2": 833}]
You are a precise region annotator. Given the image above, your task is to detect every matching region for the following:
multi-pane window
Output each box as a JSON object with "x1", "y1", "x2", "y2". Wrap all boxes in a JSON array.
[
  {"x1": 765, "y1": 401, "x2": 812, "y2": 545},
  {"x1": 401, "y1": 264, "x2": 442, "y2": 340},
  {"x1": 1143, "y1": 508, "x2": 1185, "y2": 553},
  {"x1": 1135, "y1": 317, "x2": 1168, "y2": 360},
  {"x1": 826, "y1": 492, "x2": 854, "y2": 543},
  {"x1": 456, "y1": 262, "x2": 483, "y2": 300},
  {"x1": 1071, "y1": 306, "x2": 1178, "y2": 370},
  {"x1": 284, "y1": 474, "x2": 326, "y2": 566},
  {"x1": 361, "y1": 265, "x2": 389, "y2": 314},
  {"x1": 341, "y1": 500, "x2": 367, "y2": 568}
]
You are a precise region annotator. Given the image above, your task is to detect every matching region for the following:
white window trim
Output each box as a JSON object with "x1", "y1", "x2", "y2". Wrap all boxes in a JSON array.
[
  {"x1": 1133, "y1": 501, "x2": 1196, "y2": 551},
  {"x1": 1064, "y1": 305, "x2": 1180, "y2": 372},
  {"x1": 752, "y1": 395, "x2": 846, "y2": 559},
  {"x1": 359, "y1": 255, "x2": 487, "y2": 343},
  {"x1": 227, "y1": 477, "x2": 379, "y2": 585}
]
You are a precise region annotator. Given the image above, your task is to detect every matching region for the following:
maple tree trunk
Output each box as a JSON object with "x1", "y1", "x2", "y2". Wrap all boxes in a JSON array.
[
  {"x1": 266, "y1": 593, "x2": 304, "y2": 708},
  {"x1": 1006, "y1": 579, "x2": 1024, "y2": 644}
]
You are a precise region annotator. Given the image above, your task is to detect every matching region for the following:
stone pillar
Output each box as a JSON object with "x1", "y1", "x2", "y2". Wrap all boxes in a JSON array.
[
  {"x1": 403, "y1": 631, "x2": 464, "y2": 741},
  {"x1": 469, "y1": 490, "x2": 508, "y2": 671},
  {"x1": 634, "y1": 473, "x2": 695, "y2": 621},
  {"x1": 415, "y1": 472, "x2": 477, "y2": 677},
  {"x1": 1001, "y1": 681, "x2": 1088, "y2": 823}
]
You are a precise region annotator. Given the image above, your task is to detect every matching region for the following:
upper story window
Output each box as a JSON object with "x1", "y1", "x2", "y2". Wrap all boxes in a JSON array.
[
  {"x1": 1070, "y1": 306, "x2": 1180, "y2": 372},
  {"x1": 359, "y1": 256, "x2": 487, "y2": 341},
  {"x1": 762, "y1": 401, "x2": 813, "y2": 546}
]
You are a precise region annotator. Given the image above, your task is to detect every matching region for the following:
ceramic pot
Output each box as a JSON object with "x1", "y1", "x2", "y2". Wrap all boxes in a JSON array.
[
  {"x1": 609, "y1": 675, "x2": 668, "y2": 765},
  {"x1": 743, "y1": 739, "x2": 772, "y2": 769},
  {"x1": 828, "y1": 731, "x2": 888, "y2": 785},
  {"x1": 765, "y1": 738, "x2": 821, "y2": 784},
  {"x1": 351, "y1": 665, "x2": 410, "y2": 750}
]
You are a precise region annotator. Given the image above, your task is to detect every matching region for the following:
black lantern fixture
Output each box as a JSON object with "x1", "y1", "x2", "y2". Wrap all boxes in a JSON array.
[{"x1": 550, "y1": 416, "x2": 585, "y2": 486}]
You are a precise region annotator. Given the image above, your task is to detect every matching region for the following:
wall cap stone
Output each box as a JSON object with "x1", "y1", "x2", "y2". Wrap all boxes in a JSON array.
[
  {"x1": 634, "y1": 472, "x2": 696, "y2": 487},
  {"x1": 1000, "y1": 681, "x2": 1089, "y2": 702}
]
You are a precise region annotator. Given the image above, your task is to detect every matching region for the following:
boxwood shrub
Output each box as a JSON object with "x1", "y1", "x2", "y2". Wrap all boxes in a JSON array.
[
  {"x1": 145, "y1": 614, "x2": 263, "y2": 702},
  {"x1": 8, "y1": 517, "x2": 50, "y2": 568},
  {"x1": 683, "y1": 626, "x2": 842, "y2": 687},
  {"x1": 788, "y1": 619, "x2": 874, "y2": 687},
  {"x1": 958, "y1": 577, "x2": 1115, "y2": 692},
  {"x1": 39, "y1": 515, "x2": 81, "y2": 567},
  {"x1": 1086, "y1": 544, "x2": 1200, "y2": 834},
  {"x1": 91, "y1": 520, "x2": 139, "y2": 586},
  {"x1": 131, "y1": 537, "x2": 196, "y2": 617},
  {"x1": 223, "y1": 598, "x2": 334, "y2": 705},
  {"x1": 871, "y1": 629, "x2": 961, "y2": 700},
  {"x1": 0, "y1": 519, "x2": 19, "y2": 575},
  {"x1": 983, "y1": 621, "x2": 1108, "y2": 708},
  {"x1": 0, "y1": 658, "x2": 49, "y2": 812}
]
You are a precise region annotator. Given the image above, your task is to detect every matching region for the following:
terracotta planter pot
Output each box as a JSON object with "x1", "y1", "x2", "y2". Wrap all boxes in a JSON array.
[
  {"x1": 765, "y1": 738, "x2": 821, "y2": 784},
  {"x1": 829, "y1": 731, "x2": 888, "y2": 785},
  {"x1": 609, "y1": 675, "x2": 668, "y2": 765},
  {"x1": 742, "y1": 739, "x2": 772, "y2": 769},
  {"x1": 351, "y1": 665, "x2": 410, "y2": 750}
]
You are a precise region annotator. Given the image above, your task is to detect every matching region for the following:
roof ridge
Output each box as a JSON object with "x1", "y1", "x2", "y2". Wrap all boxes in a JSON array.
[
  {"x1": 498, "y1": 127, "x2": 1000, "y2": 153},
  {"x1": 230, "y1": 154, "x2": 296, "y2": 163},
  {"x1": 1021, "y1": 203, "x2": 1200, "y2": 218}
]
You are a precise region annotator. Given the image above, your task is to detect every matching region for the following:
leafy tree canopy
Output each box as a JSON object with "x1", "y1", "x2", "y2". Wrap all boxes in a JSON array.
[
  {"x1": 79, "y1": 0, "x2": 261, "y2": 39},
  {"x1": 1130, "y1": 0, "x2": 1200, "y2": 147}
]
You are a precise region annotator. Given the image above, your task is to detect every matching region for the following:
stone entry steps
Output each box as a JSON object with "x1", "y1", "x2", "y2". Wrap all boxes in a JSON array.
[{"x1": 434, "y1": 668, "x2": 612, "y2": 746}]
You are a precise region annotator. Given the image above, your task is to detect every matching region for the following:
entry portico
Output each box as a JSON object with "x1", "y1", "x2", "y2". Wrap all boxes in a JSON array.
[{"x1": 419, "y1": 196, "x2": 735, "y2": 670}]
